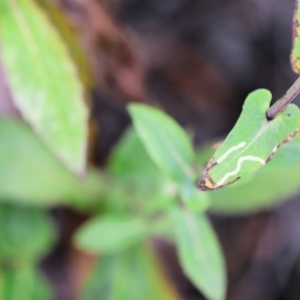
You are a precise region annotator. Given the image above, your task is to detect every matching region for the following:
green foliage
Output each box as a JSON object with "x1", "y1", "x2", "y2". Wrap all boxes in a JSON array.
[
  {"x1": 128, "y1": 104, "x2": 195, "y2": 184},
  {"x1": 82, "y1": 244, "x2": 180, "y2": 300},
  {"x1": 128, "y1": 105, "x2": 226, "y2": 299},
  {"x1": 0, "y1": 117, "x2": 105, "y2": 207},
  {"x1": 171, "y1": 207, "x2": 226, "y2": 300},
  {"x1": 35, "y1": 0, "x2": 93, "y2": 87},
  {"x1": 0, "y1": 0, "x2": 88, "y2": 174},
  {"x1": 1, "y1": 1, "x2": 300, "y2": 299},
  {"x1": 0, "y1": 203, "x2": 55, "y2": 263},
  {"x1": 0, "y1": 204, "x2": 54, "y2": 299},
  {"x1": 75, "y1": 215, "x2": 149, "y2": 254},
  {"x1": 126, "y1": 92, "x2": 300, "y2": 297},
  {"x1": 0, "y1": 265, "x2": 52, "y2": 300},
  {"x1": 108, "y1": 123, "x2": 159, "y2": 182},
  {"x1": 199, "y1": 89, "x2": 300, "y2": 190},
  {"x1": 128, "y1": 104, "x2": 209, "y2": 209},
  {"x1": 209, "y1": 134, "x2": 300, "y2": 214},
  {"x1": 106, "y1": 129, "x2": 166, "y2": 213}
]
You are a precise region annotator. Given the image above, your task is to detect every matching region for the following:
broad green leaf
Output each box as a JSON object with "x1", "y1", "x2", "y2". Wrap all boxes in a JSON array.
[
  {"x1": 82, "y1": 244, "x2": 181, "y2": 300},
  {"x1": 36, "y1": 0, "x2": 92, "y2": 87},
  {"x1": 0, "y1": 203, "x2": 55, "y2": 262},
  {"x1": 75, "y1": 215, "x2": 148, "y2": 254},
  {"x1": 198, "y1": 89, "x2": 300, "y2": 191},
  {"x1": 209, "y1": 134, "x2": 300, "y2": 214},
  {"x1": 0, "y1": 0, "x2": 88, "y2": 174},
  {"x1": 291, "y1": 0, "x2": 300, "y2": 73},
  {"x1": 0, "y1": 116, "x2": 105, "y2": 207},
  {"x1": 128, "y1": 104, "x2": 195, "y2": 184},
  {"x1": 0, "y1": 265, "x2": 52, "y2": 300},
  {"x1": 171, "y1": 207, "x2": 226, "y2": 300}
]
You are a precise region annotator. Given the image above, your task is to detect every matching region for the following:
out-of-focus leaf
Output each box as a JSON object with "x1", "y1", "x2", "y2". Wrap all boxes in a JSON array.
[
  {"x1": 128, "y1": 104, "x2": 195, "y2": 185},
  {"x1": 185, "y1": 187, "x2": 211, "y2": 212},
  {"x1": 36, "y1": 0, "x2": 92, "y2": 87},
  {"x1": 291, "y1": 0, "x2": 300, "y2": 73},
  {"x1": 171, "y1": 207, "x2": 226, "y2": 300},
  {"x1": 0, "y1": 203, "x2": 55, "y2": 262},
  {"x1": 148, "y1": 214, "x2": 175, "y2": 242},
  {"x1": 209, "y1": 134, "x2": 300, "y2": 214},
  {"x1": 145, "y1": 179, "x2": 178, "y2": 214},
  {"x1": 107, "y1": 127, "x2": 170, "y2": 214},
  {"x1": 0, "y1": 117, "x2": 105, "y2": 206},
  {"x1": 0, "y1": 0, "x2": 88, "y2": 174},
  {"x1": 82, "y1": 244, "x2": 181, "y2": 300},
  {"x1": 0, "y1": 265, "x2": 52, "y2": 300},
  {"x1": 103, "y1": 177, "x2": 164, "y2": 215},
  {"x1": 108, "y1": 127, "x2": 160, "y2": 184},
  {"x1": 75, "y1": 215, "x2": 148, "y2": 254},
  {"x1": 108, "y1": 128, "x2": 158, "y2": 180}
]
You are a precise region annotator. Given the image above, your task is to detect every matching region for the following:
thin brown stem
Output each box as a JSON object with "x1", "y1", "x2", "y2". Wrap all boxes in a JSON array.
[{"x1": 267, "y1": 76, "x2": 300, "y2": 120}]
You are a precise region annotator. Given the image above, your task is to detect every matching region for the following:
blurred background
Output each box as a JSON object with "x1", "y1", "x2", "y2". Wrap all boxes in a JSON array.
[{"x1": 1, "y1": 0, "x2": 300, "y2": 299}]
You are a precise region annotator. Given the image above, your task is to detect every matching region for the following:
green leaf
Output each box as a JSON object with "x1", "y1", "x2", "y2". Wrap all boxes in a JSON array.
[
  {"x1": 108, "y1": 127, "x2": 160, "y2": 182},
  {"x1": 82, "y1": 244, "x2": 180, "y2": 300},
  {"x1": 36, "y1": 0, "x2": 93, "y2": 87},
  {"x1": 104, "y1": 177, "x2": 174, "y2": 216},
  {"x1": 148, "y1": 214, "x2": 175, "y2": 242},
  {"x1": 74, "y1": 215, "x2": 148, "y2": 254},
  {"x1": 291, "y1": 0, "x2": 300, "y2": 73},
  {"x1": 0, "y1": 265, "x2": 52, "y2": 300},
  {"x1": 171, "y1": 207, "x2": 226, "y2": 300},
  {"x1": 0, "y1": 0, "x2": 88, "y2": 174},
  {"x1": 185, "y1": 188, "x2": 211, "y2": 212},
  {"x1": 0, "y1": 116, "x2": 105, "y2": 207},
  {"x1": 106, "y1": 128, "x2": 169, "y2": 214},
  {"x1": 144, "y1": 179, "x2": 178, "y2": 214},
  {"x1": 209, "y1": 134, "x2": 300, "y2": 214},
  {"x1": 128, "y1": 104, "x2": 195, "y2": 184},
  {"x1": 0, "y1": 203, "x2": 55, "y2": 262},
  {"x1": 198, "y1": 89, "x2": 300, "y2": 190}
]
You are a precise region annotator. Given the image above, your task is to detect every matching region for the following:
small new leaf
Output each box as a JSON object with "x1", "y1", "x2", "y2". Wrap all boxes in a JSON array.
[{"x1": 198, "y1": 89, "x2": 300, "y2": 191}]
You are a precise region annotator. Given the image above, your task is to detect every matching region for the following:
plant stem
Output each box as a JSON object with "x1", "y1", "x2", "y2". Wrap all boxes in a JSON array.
[{"x1": 267, "y1": 76, "x2": 300, "y2": 119}]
